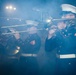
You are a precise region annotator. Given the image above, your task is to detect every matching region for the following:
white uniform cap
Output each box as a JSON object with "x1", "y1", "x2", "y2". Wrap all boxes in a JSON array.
[
  {"x1": 26, "y1": 20, "x2": 39, "y2": 26},
  {"x1": 61, "y1": 4, "x2": 76, "y2": 14}
]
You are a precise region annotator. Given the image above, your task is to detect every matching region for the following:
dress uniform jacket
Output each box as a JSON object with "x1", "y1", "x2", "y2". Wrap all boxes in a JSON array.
[{"x1": 56, "y1": 24, "x2": 76, "y2": 75}]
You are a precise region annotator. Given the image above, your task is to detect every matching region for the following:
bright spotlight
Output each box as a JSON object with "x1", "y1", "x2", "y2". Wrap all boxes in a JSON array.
[
  {"x1": 6, "y1": 6, "x2": 9, "y2": 9},
  {"x1": 14, "y1": 8, "x2": 16, "y2": 10},
  {"x1": 5, "y1": 5, "x2": 16, "y2": 11},
  {"x1": 9, "y1": 6, "x2": 13, "y2": 9}
]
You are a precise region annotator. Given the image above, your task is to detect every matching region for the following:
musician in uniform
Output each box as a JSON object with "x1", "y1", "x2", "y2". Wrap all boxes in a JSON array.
[
  {"x1": 22, "y1": 26, "x2": 41, "y2": 54},
  {"x1": 20, "y1": 23, "x2": 41, "y2": 75},
  {"x1": 5, "y1": 28, "x2": 23, "y2": 56},
  {"x1": 56, "y1": 4, "x2": 76, "y2": 75},
  {"x1": 44, "y1": 25, "x2": 58, "y2": 75},
  {"x1": 20, "y1": 20, "x2": 41, "y2": 54}
]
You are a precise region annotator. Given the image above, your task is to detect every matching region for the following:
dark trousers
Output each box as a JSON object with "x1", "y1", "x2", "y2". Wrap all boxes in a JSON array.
[
  {"x1": 40, "y1": 51, "x2": 56, "y2": 75},
  {"x1": 19, "y1": 56, "x2": 39, "y2": 75},
  {"x1": 56, "y1": 58, "x2": 76, "y2": 75}
]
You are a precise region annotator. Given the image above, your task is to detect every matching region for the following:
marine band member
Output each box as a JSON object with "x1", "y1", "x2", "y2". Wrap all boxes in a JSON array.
[{"x1": 56, "y1": 4, "x2": 76, "y2": 75}]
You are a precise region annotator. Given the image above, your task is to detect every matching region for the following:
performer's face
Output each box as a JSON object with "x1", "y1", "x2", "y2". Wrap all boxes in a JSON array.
[
  {"x1": 58, "y1": 13, "x2": 75, "y2": 30},
  {"x1": 58, "y1": 22, "x2": 66, "y2": 29},
  {"x1": 62, "y1": 13, "x2": 75, "y2": 19}
]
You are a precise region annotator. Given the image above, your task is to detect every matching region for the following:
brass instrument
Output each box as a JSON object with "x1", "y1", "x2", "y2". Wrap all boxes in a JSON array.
[
  {"x1": 53, "y1": 18, "x2": 76, "y2": 25},
  {"x1": 0, "y1": 18, "x2": 76, "y2": 35},
  {"x1": 2, "y1": 28, "x2": 43, "y2": 35}
]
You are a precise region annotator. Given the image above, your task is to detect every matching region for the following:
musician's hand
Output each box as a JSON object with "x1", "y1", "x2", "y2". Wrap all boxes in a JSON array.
[
  {"x1": 49, "y1": 29, "x2": 56, "y2": 35},
  {"x1": 14, "y1": 32, "x2": 20, "y2": 40},
  {"x1": 9, "y1": 28, "x2": 20, "y2": 39},
  {"x1": 30, "y1": 40, "x2": 35, "y2": 45}
]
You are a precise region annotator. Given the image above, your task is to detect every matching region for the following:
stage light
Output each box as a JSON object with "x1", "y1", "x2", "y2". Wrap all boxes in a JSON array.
[
  {"x1": 14, "y1": 8, "x2": 16, "y2": 10},
  {"x1": 5, "y1": 5, "x2": 16, "y2": 10},
  {"x1": 6, "y1": 6, "x2": 9, "y2": 9},
  {"x1": 9, "y1": 6, "x2": 13, "y2": 9}
]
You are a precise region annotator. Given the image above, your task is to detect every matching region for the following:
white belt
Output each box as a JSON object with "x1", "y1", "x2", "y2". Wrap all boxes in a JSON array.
[
  {"x1": 57, "y1": 54, "x2": 76, "y2": 59},
  {"x1": 21, "y1": 54, "x2": 37, "y2": 57}
]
